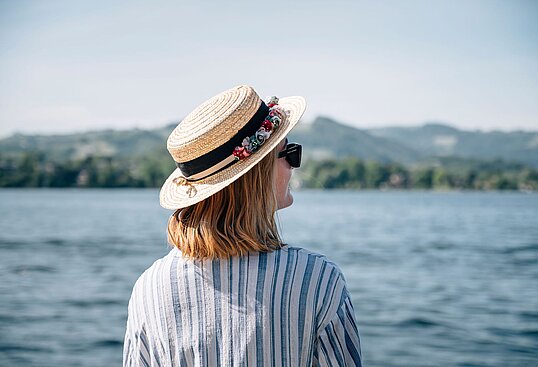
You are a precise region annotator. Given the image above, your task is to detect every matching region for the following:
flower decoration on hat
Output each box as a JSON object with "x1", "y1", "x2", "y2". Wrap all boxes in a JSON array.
[{"x1": 232, "y1": 96, "x2": 287, "y2": 160}]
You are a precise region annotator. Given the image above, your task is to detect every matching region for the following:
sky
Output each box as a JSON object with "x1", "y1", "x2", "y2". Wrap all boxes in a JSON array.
[{"x1": 0, "y1": 0, "x2": 537, "y2": 137}]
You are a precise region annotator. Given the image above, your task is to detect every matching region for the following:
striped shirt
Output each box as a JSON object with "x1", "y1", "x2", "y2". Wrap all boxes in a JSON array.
[{"x1": 123, "y1": 246, "x2": 362, "y2": 366}]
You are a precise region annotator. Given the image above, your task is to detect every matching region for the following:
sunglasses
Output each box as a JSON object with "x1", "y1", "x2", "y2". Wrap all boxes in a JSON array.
[{"x1": 277, "y1": 143, "x2": 302, "y2": 168}]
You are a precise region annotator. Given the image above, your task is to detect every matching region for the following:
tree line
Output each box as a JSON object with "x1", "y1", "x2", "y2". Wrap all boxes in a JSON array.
[
  {"x1": 1, "y1": 152, "x2": 537, "y2": 191},
  {"x1": 298, "y1": 157, "x2": 538, "y2": 191},
  {"x1": 0, "y1": 152, "x2": 175, "y2": 188}
]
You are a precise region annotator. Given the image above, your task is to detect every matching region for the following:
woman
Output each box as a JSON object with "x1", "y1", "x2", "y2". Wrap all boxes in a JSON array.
[{"x1": 123, "y1": 85, "x2": 362, "y2": 366}]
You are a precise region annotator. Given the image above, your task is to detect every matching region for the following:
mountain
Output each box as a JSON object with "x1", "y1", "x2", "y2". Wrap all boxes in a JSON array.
[
  {"x1": 1, "y1": 118, "x2": 537, "y2": 168},
  {"x1": 367, "y1": 122, "x2": 538, "y2": 168},
  {"x1": 288, "y1": 116, "x2": 422, "y2": 164},
  {"x1": 0, "y1": 124, "x2": 177, "y2": 162}
]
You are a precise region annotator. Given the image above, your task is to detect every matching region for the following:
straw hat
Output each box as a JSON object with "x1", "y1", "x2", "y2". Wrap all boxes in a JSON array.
[{"x1": 159, "y1": 85, "x2": 307, "y2": 210}]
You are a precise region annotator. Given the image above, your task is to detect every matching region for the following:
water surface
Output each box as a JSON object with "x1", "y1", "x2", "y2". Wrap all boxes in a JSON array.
[{"x1": 0, "y1": 189, "x2": 537, "y2": 366}]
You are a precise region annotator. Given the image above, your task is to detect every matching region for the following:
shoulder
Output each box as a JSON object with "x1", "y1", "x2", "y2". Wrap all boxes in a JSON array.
[
  {"x1": 280, "y1": 246, "x2": 346, "y2": 279},
  {"x1": 130, "y1": 248, "x2": 177, "y2": 297},
  {"x1": 280, "y1": 247, "x2": 352, "y2": 329},
  {"x1": 278, "y1": 246, "x2": 349, "y2": 305}
]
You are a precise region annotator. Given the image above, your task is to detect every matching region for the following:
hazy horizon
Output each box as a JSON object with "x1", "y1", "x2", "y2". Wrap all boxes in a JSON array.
[
  {"x1": 1, "y1": 1, "x2": 537, "y2": 137},
  {"x1": 2, "y1": 115, "x2": 537, "y2": 140}
]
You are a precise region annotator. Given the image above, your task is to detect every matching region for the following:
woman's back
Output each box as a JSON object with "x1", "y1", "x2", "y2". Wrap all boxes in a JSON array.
[
  {"x1": 124, "y1": 246, "x2": 361, "y2": 366},
  {"x1": 124, "y1": 86, "x2": 362, "y2": 366}
]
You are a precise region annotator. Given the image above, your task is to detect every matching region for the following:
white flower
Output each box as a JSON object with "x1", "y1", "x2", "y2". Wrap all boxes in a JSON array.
[
  {"x1": 256, "y1": 128, "x2": 271, "y2": 144},
  {"x1": 266, "y1": 96, "x2": 279, "y2": 105}
]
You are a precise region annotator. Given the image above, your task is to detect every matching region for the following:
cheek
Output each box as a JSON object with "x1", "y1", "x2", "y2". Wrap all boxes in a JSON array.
[
  {"x1": 276, "y1": 160, "x2": 291, "y2": 186},
  {"x1": 275, "y1": 160, "x2": 293, "y2": 209}
]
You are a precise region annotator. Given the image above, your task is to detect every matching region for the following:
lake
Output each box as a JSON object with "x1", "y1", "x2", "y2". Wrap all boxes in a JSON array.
[{"x1": 1, "y1": 189, "x2": 537, "y2": 366}]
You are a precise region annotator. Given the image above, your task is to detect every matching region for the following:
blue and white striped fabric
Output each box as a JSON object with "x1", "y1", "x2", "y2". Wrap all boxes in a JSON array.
[{"x1": 123, "y1": 246, "x2": 362, "y2": 366}]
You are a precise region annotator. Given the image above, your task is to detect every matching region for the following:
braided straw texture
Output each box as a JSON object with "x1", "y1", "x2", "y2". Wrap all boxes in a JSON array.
[
  {"x1": 160, "y1": 87, "x2": 306, "y2": 210},
  {"x1": 167, "y1": 85, "x2": 261, "y2": 162}
]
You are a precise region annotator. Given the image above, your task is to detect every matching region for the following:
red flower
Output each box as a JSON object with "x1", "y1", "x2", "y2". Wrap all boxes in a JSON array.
[
  {"x1": 270, "y1": 107, "x2": 285, "y2": 120},
  {"x1": 233, "y1": 146, "x2": 250, "y2": 159},
  {"x1": 233, "y1": 146, "x2": 244, "y2": 158},
  {"x1": 262, "y1": 119, "x2": 273, "y2": 131}
]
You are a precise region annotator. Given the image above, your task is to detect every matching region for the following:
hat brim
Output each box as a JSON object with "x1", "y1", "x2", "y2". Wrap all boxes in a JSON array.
[{"x1": 159, "y1": 96, "x2": 307, "y2": 210}]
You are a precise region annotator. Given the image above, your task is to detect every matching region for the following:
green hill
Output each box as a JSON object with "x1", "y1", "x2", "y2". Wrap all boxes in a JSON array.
[
  {"x1": 288, "y1": 117, "x2": 422, "y2": 164},
  {"x1": 0, "y1": 124, "x2": 176, "y2": 162},
  {"x1": 0, "y1": 118, "x2": 536, "y2": 168},
  {"x1": 367, "y1": 122, "x2": 538, "y2": 168},
  {"x1": 1, "y1": 118, "x2": 537, "y2": 190}
]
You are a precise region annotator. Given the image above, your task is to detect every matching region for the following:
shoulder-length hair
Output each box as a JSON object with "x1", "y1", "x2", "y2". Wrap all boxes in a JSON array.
[{"x1": 167, "y1": 146, "x2": 283, "y2": 259}]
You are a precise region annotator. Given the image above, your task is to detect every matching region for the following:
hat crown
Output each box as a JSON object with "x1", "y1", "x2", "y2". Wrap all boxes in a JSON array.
[{"x1": 168, "y1": 85, "x2": 262, "y2": 163}]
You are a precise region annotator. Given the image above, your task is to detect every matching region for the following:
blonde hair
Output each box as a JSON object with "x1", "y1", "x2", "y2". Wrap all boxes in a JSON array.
[{"x1": 167, "y1": 146, "x2": 283, "y2": 259}]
